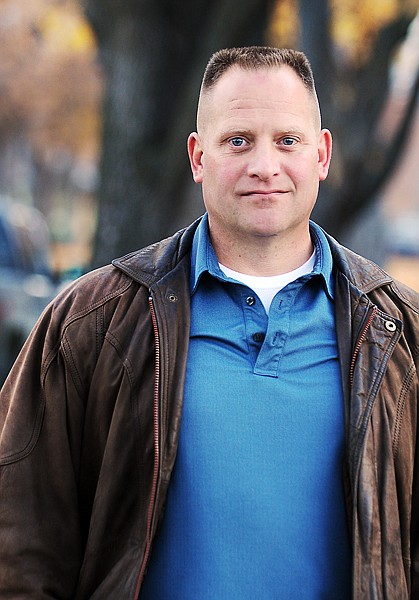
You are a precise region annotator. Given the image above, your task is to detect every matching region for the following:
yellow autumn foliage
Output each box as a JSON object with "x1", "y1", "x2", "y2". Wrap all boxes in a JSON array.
[
  {"x1": 269, "y1": 0, "x2": 417, "y2": 63},
  {"x1": 37, "y1": 4, "x2": 96, "y2": 56}
]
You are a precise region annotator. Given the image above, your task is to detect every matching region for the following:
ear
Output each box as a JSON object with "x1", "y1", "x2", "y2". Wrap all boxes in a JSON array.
[
  {"x1": 318, "y1": 129, "x2": 333, "y2": 181},
  {"x1": 187, "y1": 132, "x2": 204, "y2": 183}
]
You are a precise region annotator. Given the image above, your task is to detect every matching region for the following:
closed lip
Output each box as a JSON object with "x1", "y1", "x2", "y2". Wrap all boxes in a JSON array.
[{"x1": 240, "y1": 189, "x2": 288, "y2": 196}]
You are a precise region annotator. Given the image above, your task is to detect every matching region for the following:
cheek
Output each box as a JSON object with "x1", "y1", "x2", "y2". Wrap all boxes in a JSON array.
[
  {"x1": 203, "y1": 157, "x2": 240, "y2": 191},
  {"x1": 288, "y1": 155, "x2": 320, "y2": 185}
]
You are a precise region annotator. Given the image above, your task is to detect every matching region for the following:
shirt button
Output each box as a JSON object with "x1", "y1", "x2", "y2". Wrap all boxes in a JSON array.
[
  {"x1": 252, "y1": 332, "x2": 265, "y2": 343},
  {"x1": 246, "y1": 296, "x2": 256, "y2": 306}
]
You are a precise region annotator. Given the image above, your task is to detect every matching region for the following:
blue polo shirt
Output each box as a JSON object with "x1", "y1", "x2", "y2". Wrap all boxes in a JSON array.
[{"x1": 140, "y1": 215, "x2": 352, "y2": 599}]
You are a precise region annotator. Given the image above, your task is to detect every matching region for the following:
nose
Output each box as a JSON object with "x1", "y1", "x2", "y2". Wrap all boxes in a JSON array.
[{"x1": 246, "y1": 142, "x2": 280, "y2": 180}]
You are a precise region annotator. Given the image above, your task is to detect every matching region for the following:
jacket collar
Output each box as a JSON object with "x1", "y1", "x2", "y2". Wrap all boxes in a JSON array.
[
  {"x1": 111, "y1": 218, "x2": 201, "y2": 287},
  {"x1": 112, "y1": 216, "x2": 394, "y2": 294},
  {"x1": 324, "y1": 231, "x2": 393, "y2": 293}
]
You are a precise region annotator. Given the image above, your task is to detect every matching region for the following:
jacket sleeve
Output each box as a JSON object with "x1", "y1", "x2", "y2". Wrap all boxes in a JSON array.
[{"x1": 0, "y1": 301, "x2": 85, "y2": 598}]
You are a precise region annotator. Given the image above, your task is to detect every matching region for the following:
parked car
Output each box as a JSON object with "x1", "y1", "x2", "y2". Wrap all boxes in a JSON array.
[{"x1": 0, "y1": 199, "x2": 57, "y2": 384}]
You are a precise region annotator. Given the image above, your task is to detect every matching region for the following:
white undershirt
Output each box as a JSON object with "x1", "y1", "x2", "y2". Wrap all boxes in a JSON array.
[{"x1": 219, "y1": 250, "x2": 316, "y2": 314}]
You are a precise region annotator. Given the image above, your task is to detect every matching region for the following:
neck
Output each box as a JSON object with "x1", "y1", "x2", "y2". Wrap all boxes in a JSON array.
[{"x1": 210, "y1": 229, "x2": 314, "y2": 276}]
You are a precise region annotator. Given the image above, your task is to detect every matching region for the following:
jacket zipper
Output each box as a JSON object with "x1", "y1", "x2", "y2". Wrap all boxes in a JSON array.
[
  {"x1": 134, "y1": 296, "x2": 161, "y2": 598},
  {"x1": 349, "y1": 305, "x2": 378, "y2": 386}
]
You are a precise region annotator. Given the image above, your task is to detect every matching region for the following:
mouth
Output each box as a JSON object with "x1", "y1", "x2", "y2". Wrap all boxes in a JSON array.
[{"x1": 241, "y1": 190, "x2": 288, "y2": 197}]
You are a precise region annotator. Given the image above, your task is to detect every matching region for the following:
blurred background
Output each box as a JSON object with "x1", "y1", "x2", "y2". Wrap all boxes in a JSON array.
[{"x1": 0, "y1": 0, "x2": 418, "y2": 379}]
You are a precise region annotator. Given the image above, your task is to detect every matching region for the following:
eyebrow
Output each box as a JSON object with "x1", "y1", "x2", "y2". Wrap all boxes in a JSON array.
[{"x1": 218, "y1": 127, "x2": 306, "y2": 139}]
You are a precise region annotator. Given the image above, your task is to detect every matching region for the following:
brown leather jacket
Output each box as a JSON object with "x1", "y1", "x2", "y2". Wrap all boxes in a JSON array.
[{"x1": 0, "y1": 219, "x2": 418, "y2": 599}]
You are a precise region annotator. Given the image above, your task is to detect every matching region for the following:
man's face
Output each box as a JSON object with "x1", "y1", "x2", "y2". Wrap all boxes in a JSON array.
[{"x1": 188, "y1": 66, "x2": 332, "y2": 251}]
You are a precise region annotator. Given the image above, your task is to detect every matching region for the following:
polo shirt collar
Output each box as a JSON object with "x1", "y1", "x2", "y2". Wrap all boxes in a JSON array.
[
  {"x1": 308, "y1": 221, "x2": 335, "y2": 299},
  {"x1": 190, "y1": 213, "x2": 334, "y2": 299}
]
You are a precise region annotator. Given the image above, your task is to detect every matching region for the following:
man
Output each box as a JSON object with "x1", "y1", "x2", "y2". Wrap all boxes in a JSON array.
[{"x1": 0, "y1": 46, "x2": 418, "y2": 599}]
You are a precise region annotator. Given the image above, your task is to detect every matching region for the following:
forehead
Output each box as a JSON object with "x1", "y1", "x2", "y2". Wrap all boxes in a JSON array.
[{"x1": 198, "y1": 66, "x2": 319, "y2": 131}]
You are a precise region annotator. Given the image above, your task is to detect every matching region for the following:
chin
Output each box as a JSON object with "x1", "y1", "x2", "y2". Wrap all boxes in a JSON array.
[{"x1": 248, "y1": 225, "x2": 284, "y2": 238}]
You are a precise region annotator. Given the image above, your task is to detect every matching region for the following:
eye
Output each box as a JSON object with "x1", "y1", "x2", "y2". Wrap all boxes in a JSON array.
[
  {"x1": 282, "y1": 137, "x2": 297, "y2": 146},
  {"x1": 229, "y1": 137, "x2": 247, "y2": 147}
]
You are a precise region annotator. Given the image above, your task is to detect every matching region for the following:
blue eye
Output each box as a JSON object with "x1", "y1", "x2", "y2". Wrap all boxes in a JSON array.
[
  {"x1": 282, "y1": 137, "x2": 295, "y2": 146},
  {"x1": 230, "y1": 137, "x2": 245, "y2": 147}
]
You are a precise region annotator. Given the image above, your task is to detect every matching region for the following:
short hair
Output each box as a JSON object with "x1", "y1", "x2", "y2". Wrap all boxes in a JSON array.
[{"x1": 202, "y1": 46, "x2": 316, "y2": 96}]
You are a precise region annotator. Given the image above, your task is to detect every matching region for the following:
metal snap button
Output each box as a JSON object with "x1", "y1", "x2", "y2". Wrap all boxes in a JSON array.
[
  {"x1": 385, "y1": 320, "x2": 396, "y2": 332},
  {"x1": 246, "y1": 296, "x2": 256, "y2": 306},
  {"x1": 167, "y1": 293, "x2": 178, "y2": 303}
]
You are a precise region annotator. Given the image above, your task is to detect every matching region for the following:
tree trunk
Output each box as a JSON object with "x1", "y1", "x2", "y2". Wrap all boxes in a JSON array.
[{"x1": 84, "y1": 0, "x2": 275, "y2": 267}]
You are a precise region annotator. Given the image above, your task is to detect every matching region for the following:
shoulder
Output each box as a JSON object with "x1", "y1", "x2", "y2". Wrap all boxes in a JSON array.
[
  {"x1": 44, "y1": 217, "x2": 201, "y2": 337},
  {"x1": 51, "y1": 216, "x2": 201, "y2": 324},
  {"x1": 30, "y1": 265, "x2": 142, "y2": 367},
  {"x1": 53, "y1": 264, "x2": 135, "y2": 324}
]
